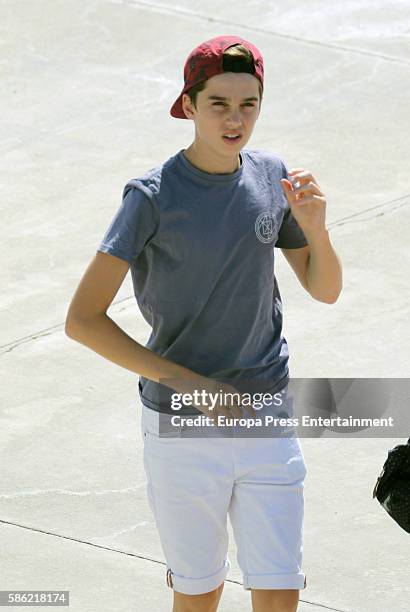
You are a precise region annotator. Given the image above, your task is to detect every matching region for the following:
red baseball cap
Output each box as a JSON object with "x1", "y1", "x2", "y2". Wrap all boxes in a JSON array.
[{"x1": 170, "y1": 35, "x2": 264, "y2": 119}]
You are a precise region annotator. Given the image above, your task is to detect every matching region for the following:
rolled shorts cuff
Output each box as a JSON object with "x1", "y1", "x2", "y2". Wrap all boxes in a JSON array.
[
  {"x1": 243, "y1": 572, "x2": 307, "y2": 590},
  {"x1": 166, "y1": 558, "x2": 231, "y2": 595}
]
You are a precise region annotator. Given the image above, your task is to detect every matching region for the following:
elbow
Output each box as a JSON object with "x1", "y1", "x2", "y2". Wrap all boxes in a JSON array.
[
  {"x1": 323, "y1": 294, "x2": 339, "y2": 305},
  {"x1": 331, "y1": 279, "x2": 343, "y2": 304},
  {"x1": 65, "y1": 313, "x2": 89, "y2": 340},
  {"x1": 319, "y1": 286, "x2": 343, "y2": 304},
  {"x1": 311, "y1": 294, "x2": 336, "y2": 304},
  {"x1": 309, "y1": 284, "x2": 342, "y2": 304},
  {"x1": 65, "y1": 311, "x2": 106, "y2": 339},
  {"x1": 65, "y1": 316, "x2": 80, "y2": 339},
  {"x1": 308, "y1": 274, "x2": 343, "y2": 304}
]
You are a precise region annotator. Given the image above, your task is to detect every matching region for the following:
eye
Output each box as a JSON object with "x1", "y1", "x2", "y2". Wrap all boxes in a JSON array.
[{"x1": 212, "y1": 102, "x2": 255, "y2": 107}]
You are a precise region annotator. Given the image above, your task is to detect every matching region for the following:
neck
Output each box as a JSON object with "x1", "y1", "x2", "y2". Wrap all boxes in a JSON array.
[{"x1": 183, "y1": 142, "x2": 241, "y2": 175}]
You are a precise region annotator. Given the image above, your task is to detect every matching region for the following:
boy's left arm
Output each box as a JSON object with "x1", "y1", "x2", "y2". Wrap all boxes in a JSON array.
[{"x1": 279, "y1": 168, "x2": 343, "y2": 304}]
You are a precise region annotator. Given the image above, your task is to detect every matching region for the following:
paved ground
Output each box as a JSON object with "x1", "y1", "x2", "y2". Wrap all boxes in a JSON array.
[{"x1": 1, "y1": 1, "x2": 409, "y2": 610}]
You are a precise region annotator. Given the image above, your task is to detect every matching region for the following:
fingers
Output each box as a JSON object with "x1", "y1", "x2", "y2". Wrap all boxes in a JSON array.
[
  {"x1": 214, "y1": 402, "x2": 245, "y2": 420},
  {"x1": 281, "y1": 179, "x2": 324, "y2": 204},
  {"x1": 219, "y1": 404, "x2": 241, "y2": 419},
  {"x1": 197, "y1": 384, "x2": 258, "y2": 421},
  {"x1": 288, "y1": 169, "x2": 320, "y2": 189},
  {"x1": 243, "y1": 401, "x2": 257, "y2": 418},
  {"x1": 213, "y1": 398, "x2": 257, "y2": 420},
  {"x1": 288, "y1": 168, "x2": 305, "y2": 174},
  {"x1": 294, "y1": 182, "x2": 324, "y2": 202}
]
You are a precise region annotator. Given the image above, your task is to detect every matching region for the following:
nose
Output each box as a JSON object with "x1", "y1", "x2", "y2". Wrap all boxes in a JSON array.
[{"x1": 226, "y1": 109, "x2": 242, "y2": 126}]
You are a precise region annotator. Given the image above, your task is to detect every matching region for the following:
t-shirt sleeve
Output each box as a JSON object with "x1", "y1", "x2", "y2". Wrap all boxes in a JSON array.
[
  {"x1": 275, "y1": 159, "x2": 309, "y2": 249},
  {"x1": 97, "y1": 181, "x2": 159, "y2": 265}
]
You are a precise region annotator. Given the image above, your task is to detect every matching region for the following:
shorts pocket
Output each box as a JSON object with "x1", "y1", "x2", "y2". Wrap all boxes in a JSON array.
[
  {"x1": 285, "y1": 436, "x2": 308, "y2": 483},
  {"x1": 142, "y1": 408, "x2": 184, "y2": 440}
]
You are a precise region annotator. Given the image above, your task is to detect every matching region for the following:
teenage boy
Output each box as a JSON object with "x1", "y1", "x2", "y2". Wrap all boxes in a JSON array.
[{"x1": 66, "y1": 35, "x2": 342, "y2": 612}]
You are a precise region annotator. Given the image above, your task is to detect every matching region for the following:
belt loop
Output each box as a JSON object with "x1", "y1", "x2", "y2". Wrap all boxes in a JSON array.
[{"x1": 166, "y1": 568, "x2": 174, "y2": 588}]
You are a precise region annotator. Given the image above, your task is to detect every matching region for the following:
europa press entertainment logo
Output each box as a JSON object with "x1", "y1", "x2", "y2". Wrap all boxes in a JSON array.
[{"x1": 255, "y1": 211, "x2": 278, "y2": 243}]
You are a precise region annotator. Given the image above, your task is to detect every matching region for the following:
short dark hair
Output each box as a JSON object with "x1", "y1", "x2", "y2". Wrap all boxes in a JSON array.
[{"x1": 185, "y1": 44, "x2": 263, "y2": 110}]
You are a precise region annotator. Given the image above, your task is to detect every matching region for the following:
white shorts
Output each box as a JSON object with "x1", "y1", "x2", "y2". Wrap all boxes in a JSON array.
[{"x1": 140, "y1": 386, "x2": 307, "y2": 595}]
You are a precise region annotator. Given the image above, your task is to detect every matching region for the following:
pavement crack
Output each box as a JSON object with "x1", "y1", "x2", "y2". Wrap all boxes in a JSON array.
[
  {"x1": 328, "y1": 193, "x2": 410, "y2": 229},
  {"x1": 0, "y1": 517, "x2": 165, "y2": 561},
  {"x1": 0, "y1": 296, "x2": 134, "y2": 354},
  {"x1": 115, "y1": 0, "x2": 410, "y2": 66},
  {"x1": 0, "y1": 485, "x2": 146, "y2": 499},
  {"x1": 0, "y1": 518, "x2": 350, "y2": 611}
]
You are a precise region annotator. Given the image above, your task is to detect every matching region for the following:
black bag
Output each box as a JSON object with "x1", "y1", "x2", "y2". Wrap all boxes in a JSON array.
[{"x1": 372, "y1": 437, "x2": 410, "y2": 533}]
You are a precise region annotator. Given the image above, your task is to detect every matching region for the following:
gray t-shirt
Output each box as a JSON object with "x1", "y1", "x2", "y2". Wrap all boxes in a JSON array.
[{"x1": 97, "y1": 148, "x2": 308, "y2": 415}]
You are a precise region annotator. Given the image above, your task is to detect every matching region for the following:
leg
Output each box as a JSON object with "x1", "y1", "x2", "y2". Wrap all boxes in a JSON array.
[
  {"x1": 173, "y1": 582, "x2": 225, "y2": 612},
  {"x1": 251, "y1": 588, "x2": 299, "y2": 612},
  {"x1": 228, "y1": 398, "x2": 308, "y2": 594},
  {"x1": 141, "y1": 407, "x2": 233, "y2": 599}
]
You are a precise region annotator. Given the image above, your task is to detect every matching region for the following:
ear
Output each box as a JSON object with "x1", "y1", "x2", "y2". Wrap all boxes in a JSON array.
[{"x1": 181, "y1": 94, "x2": 194, "y2": 120}]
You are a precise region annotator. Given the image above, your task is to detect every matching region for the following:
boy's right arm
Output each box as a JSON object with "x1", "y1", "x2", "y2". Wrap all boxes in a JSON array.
[{"x1": 65, "y1": 251, "x2": 208, "y2": 391}]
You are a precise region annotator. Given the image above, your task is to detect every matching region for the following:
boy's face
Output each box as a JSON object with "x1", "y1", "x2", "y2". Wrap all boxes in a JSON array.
[{"x1": 181, "y1": 72, "x2": 261, "y2": 157}]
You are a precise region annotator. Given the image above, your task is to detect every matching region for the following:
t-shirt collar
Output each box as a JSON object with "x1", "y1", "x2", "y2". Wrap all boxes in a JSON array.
[{"x1": 177, "y1": 148, "x2": 245, "y2": 183}]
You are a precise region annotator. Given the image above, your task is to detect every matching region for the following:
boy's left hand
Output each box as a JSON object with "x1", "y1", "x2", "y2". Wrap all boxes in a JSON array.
[{"x1": 280, "y1": 168, "x2": 327, "y2": 239}]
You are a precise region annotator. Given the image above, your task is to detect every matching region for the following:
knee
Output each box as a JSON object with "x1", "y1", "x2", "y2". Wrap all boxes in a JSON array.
[{"x1": 173, "y1": 582, "x2": 224, "y2": 612}]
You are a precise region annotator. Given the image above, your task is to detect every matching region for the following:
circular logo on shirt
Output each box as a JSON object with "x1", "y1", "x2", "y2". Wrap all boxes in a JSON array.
[{"x1": 255, "y1": 211, "x2": 278, "y2": 244}]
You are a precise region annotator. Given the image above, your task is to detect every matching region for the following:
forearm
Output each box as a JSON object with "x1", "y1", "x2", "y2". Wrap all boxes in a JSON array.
[
  {"x1": 305, "y1": 229, "x2": 343, "y2": 303},
  {"x1": 65, "y1": 314, "x2": 207, "y2": 393}
]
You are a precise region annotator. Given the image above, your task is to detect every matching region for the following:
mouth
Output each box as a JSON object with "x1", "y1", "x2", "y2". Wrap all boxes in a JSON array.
[{"x1": 222, "y1": 133, "x2": 243, "y2": 144}]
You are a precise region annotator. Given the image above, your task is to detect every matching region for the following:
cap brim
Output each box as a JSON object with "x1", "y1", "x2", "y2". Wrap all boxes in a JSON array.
[{"x1": 170, "y1": 92, "x2": 188, "y2": 119}]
